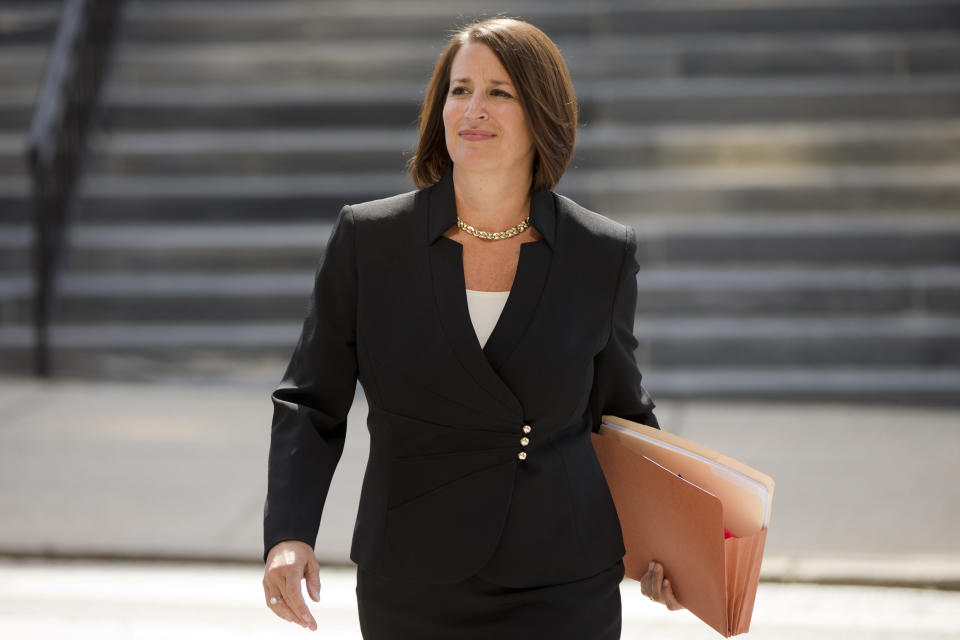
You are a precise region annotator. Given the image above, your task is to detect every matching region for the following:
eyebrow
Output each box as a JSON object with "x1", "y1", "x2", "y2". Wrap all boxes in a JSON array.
[{"x1": 451, "y1": 77, "x2": 513, "y2": 86}]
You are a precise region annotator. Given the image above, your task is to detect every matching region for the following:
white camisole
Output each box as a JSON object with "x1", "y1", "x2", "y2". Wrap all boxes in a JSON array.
[{"x1": 465, "y1": 288, "x2": 510, "y2": 348}]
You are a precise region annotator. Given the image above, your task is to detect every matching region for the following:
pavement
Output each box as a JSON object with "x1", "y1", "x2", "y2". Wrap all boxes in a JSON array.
[
  {"x1": 0, "y1": 375, "x2": 958, "y2": 637},
  {"x1": 1, "y1": 559, "x2": 959, "y2": 640}
]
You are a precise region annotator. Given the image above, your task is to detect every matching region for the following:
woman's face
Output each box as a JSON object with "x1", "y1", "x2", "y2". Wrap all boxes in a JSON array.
[{"x1": 442, "y1": 42, "x2": 535, "y2": 179}]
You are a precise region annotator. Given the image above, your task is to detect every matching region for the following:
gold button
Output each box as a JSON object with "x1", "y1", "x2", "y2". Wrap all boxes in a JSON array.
[
  {"x1": 520, "y1": 436, "x2": 529, "y2": 446},
  {"x1": 522, "y1": 424, "x2": 532, "y2": 434},
  {"x1": 518, "y1": 451, "x2": 527, "y2": 461}
]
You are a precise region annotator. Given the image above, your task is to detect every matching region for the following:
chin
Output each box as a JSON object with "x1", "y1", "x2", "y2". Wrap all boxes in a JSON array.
[{"x1": 450, "y1": 155, "x2": 499, "y2": 172}]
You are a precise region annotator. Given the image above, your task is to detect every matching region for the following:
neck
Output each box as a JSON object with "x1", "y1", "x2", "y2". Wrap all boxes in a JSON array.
[{"x1": 451, "y1": 164, "x2": 533, "y2": 231}]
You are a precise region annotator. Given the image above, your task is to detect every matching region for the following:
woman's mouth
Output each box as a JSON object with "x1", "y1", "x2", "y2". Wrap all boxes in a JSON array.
[{"x1": 459, "y1": 130, "x2": 496, "y2": 141}]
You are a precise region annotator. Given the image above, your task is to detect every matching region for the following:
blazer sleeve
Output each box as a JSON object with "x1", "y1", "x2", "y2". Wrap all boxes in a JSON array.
[
  {"x1": 263, "y1": 205, "x2": 359, "y2": 563},
  {"x1": 589, "y1": 224, "x2": 659, "y2": 433}
]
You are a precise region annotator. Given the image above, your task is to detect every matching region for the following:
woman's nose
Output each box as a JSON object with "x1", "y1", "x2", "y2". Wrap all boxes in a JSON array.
[{"x1": 465, "y1": 94, "x2": 488, "y2": 119}]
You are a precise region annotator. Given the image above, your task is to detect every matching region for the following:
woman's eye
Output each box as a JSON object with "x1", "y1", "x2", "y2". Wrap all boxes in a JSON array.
[
  {"x1": 492, "y1": 89, "x2": 513, "y2": 98},
  {"x1": 451, "y1": 86, "x2": 468, "y2": 95}
]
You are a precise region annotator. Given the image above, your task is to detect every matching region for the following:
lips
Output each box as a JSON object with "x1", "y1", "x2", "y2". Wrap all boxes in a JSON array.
[{"x1": 459, "y1": 129, "x2": 496, "y2": 141}]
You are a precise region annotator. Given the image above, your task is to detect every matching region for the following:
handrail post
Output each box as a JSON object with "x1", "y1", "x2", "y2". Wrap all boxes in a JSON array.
[{"x1": 24, "y1": 0, "x2": 125, "y2": 377}]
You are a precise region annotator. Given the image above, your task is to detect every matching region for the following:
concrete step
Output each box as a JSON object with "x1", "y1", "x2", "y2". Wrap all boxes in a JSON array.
[
  {"x1": 101, "y1": 34, "x2": 960, "y2": 83},
  {"x1": 4, "y1": 0, "x2": 957, "y2": 402},
  {"x1": 116, "y1": 0, "x2": 960, "y2": 43},
  {"x1": 644, "y1": 366, "x2": 960, "y2": 403},
  {"x1": 111, "y1": 33, "x2": 960, "y2": 80},
  {"x1": 84, "y1": 129, "x2": 418, "y2": 177},
  {"x1": 1, "y1": 265, "x2": 957, "y2": 324},
  {"x1": 5, "y1": 0, "x2": 954, "y2": 50},
  {"x1": 0, "y1": 3, "x2": 59, "y2": 46},
  {"x1": 4, "y1": 166, "x2": 960, "y2": 223},
  {"x1": 6, "y1": 32, "x2": 960, "y2": 90},
  {"x1": 54, "y1": 119, "x2": 960, "y2": 177},
  {"x1": 0, "y1": 323, "x2": 300, "y2": 381},
  {"x1": 0, "y1": 318, "x2": 957, "y2": 393},
  {"x1": 630, "y1": 216, "x2": 960, "y2": 266},
  {"x1": 0, "y1": 272, "x2": 316, "y2": 324},
  {"x1": 4, "y1": 319, "x2": 959, "y2": 405},
  {"x1": 0, "y1": 177, "x2": 27, "y2": 223},
  {"x1": 0, "y1": 133, "x2": 26, "y2": 177},
  {"x1": 5, "y1": 73, "x2": 959, "y2": 130},
  {"x1": 95, "y1": 74, "x2": 960, "y2": 129},
  {"x1": 2, "y1": 348, "x2": 960, "y2": 406},
  {"x1": 2, "y1": 167, "x2": 959, "y2": 224},
  {"x1": 0, "y1": 222, "x2": 334, "y2": 273},
  {"x1": 634, "y1": 314, "x2": 960, "y2": 367},
  {"x1": 588, "y1": 73, "x2": 960, "y2": 125},
  {"x1": 635, "y1": 266, "x2": 960, "y2": 315},
  {"x1": 579, "y1": 164, "x2": 960, "y2": 215},
  {"x1": 61, "y1": 165, "x2": 960, "y2": 222},
  {"x1": 4, "y1": 216, "x2": 959, "y2": 277},
  {"x1": 5, "y1": 119, "x2": 959, "y2": 178}
]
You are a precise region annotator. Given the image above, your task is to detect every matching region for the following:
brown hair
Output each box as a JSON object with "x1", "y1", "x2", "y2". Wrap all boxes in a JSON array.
[{"x1": 407, "y1": 17, "x2": 578, "y2": 193}]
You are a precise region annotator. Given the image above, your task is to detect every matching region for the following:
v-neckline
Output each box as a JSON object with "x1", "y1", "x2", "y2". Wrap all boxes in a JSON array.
[
  {"x1": 440, "y1": 235, "x2": 543, "y2": 350},
  {"x1": 430, "y1": 234, "x2": 552, "y2": 415},
  {"x1": 447, "y1": 234, "x2": 543, "y2": 294},
  {"x1": 424, "y1": 166, "x2": 558, "y2": 416}
]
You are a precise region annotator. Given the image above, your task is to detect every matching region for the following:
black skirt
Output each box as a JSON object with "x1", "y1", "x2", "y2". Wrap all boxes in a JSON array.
[{"x1": 355, "y1": 558, "x2": 625, "y2": 640}]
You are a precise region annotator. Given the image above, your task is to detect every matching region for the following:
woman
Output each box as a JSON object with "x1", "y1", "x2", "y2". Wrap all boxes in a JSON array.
[{"x1": 262, "y1": 17, "x2": 682, "y2": 638}]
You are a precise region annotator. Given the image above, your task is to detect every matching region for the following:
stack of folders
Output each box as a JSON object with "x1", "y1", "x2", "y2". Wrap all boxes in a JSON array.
[{"x1": 591, "y1": 415, "x2": 774, "y2": 638}]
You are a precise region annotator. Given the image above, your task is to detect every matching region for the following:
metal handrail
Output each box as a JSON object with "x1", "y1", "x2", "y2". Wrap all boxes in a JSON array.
[{"x1": 24, "y1": 0, "x2": 124, "y2": 376}]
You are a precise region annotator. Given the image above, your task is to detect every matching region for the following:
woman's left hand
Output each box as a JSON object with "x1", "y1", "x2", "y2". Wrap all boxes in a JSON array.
[{"x1": 640, "y1": 560, "x2": 685, "y2": 611}]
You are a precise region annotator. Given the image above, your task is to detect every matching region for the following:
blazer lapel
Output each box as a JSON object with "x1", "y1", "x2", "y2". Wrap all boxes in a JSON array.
[
  {"x1": 426, "y1": 166, "x2": 557, "y2": 418},
  {"x1": 481, "y1": 239, "x2": 551, "y2": 372}
]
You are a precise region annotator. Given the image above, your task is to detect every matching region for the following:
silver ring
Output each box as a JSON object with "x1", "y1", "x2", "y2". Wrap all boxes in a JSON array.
[{"x1": 269, "y1": 596, "x2": 279, "y2": 605}]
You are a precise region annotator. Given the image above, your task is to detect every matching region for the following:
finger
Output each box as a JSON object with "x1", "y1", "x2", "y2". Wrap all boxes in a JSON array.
[
  {"x1": 650, "y1": 562, "x2": 664, "y2": 602},
  {"x1": 283, "y1": 572, "x2": 317, "y2": 630},
  {"x1": 279, "y1": 602, "x2": 310, "y2": 626},
  {"x1": 272, "y1": 596, "x2": 304, "y2": 625},
  {"x1": 269, "y1": 579, "x2": 307, "y2": 627},
  {"x1": 662, "y1": 579, "x2": 685, "y2": 611},
  {"x1": 262, "y1": 585, "x2": 302, "y2": 625},
  {"x1": 640, "y1": 561, "x2": 655, "y2": 598},
  {"x1": 304, "y1": 558, "x2": 322, "y2": 602}
]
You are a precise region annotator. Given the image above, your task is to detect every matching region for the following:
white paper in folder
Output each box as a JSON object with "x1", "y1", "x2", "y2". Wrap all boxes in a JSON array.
[{"x1": 601, "y1": 421, "x2": 772, "y2": 536}]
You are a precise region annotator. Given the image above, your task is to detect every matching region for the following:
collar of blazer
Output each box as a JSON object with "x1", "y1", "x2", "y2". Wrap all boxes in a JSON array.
[{"x1": 425, "y1": 165, "x2": 557, "y2": 249}]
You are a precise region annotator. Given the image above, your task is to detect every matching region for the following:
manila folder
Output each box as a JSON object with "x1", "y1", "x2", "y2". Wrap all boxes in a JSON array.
[{"x1": 590, "y1": 424, "x2": 768, "y2": 637}]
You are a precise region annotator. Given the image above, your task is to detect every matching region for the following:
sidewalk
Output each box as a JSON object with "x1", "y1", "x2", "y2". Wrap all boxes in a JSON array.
[
  {"x1": 0, "y1": 376, "x2": 957, "y2": 591},
  {"x1": 2, "y1": 559, "x2": 959, "y2": 640}
]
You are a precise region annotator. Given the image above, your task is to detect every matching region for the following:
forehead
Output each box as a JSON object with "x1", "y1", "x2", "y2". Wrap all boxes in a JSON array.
[{"x1": 449, "y1": 42, "x2": 512, "y2": 83}]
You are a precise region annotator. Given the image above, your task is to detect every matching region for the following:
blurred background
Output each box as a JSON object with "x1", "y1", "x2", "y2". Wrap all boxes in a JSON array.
[{"x1": 1, "y1": 0, "x2": 958, "y2": 638}]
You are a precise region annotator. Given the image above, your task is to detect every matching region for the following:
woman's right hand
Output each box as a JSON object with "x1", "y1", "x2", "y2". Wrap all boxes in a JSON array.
[{"x1": 263, "y1": 540, "x2": 321, "y2": 631}]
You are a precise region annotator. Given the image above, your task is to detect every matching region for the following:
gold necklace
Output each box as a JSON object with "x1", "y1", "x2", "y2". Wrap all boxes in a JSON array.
[{"x1": 457, "y1": 215, "x2": 531, "y2": 241}]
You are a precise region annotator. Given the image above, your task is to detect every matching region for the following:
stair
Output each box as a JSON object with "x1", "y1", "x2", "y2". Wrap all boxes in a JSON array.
[{"x1": 1, "y1": 0, "x2": 958, "y2": 401}]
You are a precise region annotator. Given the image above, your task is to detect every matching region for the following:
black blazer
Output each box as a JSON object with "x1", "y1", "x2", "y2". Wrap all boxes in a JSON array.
[{"x1": 263, "y1": 166, "x2": 659, "y2": 588}]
